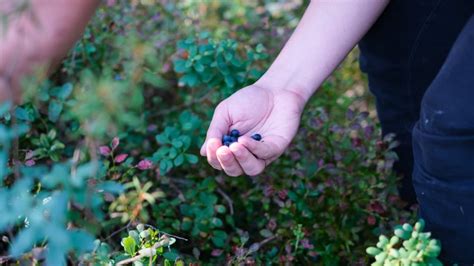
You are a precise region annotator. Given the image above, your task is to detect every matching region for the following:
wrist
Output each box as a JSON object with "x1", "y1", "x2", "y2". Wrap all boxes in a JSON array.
[
  {"x1": 255, "y1": 69, "x2": 318, "y2": 104},
  {"x1": 252, "y1": 76, "x2": 308, "y2": 115}
]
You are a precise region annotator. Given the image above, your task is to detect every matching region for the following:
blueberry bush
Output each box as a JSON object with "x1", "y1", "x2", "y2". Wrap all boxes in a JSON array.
[
  {"x1": 366, "y1": 219, "x2": 442, "y2": 266},
  {"x1": 0, "y1": 0, "x2": 438, "y2": 265}
]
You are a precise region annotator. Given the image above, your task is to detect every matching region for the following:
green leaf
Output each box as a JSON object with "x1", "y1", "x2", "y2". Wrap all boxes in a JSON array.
[
  {"x1": 70, "y1": 230, "x2": 95, "y2": 253},
  {"x1": 179, "y1": 73, "x2": 199, "y2": 87},
  {"x1": 97, "y1": 181, "x2": 124, "y2": 194},
  {"x1": 129, "y1": 230, "x2": 140, "y2": 244},
  {"x1": 199, "y1": 193, "x2": 218, "y2": 205},
  {"x1": 199, "y1": 31, "x2": 210, "y2": 39},
  {"x1": 259, "y1": 229, "x2": 273, "y2": 238},
  {"x1": 224, "y1": 75, "x2": 235, "y2": 88},
  {"x1": 15, "y1": 107, "x2": 34, "y2": 121},
  {"x1": 174, "y1": 154, "x2": 184, "y2": 166},
  {"x1": 185, "y1": 154, "x2": 198, "y2": 164},
  {"x1": 168, "y1": 147, "x2": 178, "y2": 159},
  {"x1": 50, "y1": 142, "x2": 65, "y2": 151},
  {"x1": 171, "y1": 139, "x2": 183, "y2": 148},
  {"x1": 159, "y1": 159, "x2": 173, "y2": 174},
  {"x1": 181, "y1": 219, "x2": 192, "y2": 231},
  {"x1": 366, "y1": 247, "x2": 381, "y2": 256},
  {"x1": 143, "y1": 71, "x2": 169, "y2": 87},
  {"x1": 153, "y1": 147, "x2": 170, "y2": 161},
  {"x1": 180, "y1": 136, "x2": 192, "y2": 149},
  {"x1": 163, "y1": 250, "x2": 179, "y2": 261},
  {"x1": 0, "y1": 101, "x2": 12, "y2": 117},
  {"x1": 215, "y1": 205, "x2": 226, "y2": 214},
  {"x1": 194, "y1": 62, "x2": 205, "y2": 72},
  {"x1": 211, "y1": 230, "x2": 228, "y2": 248},
  {"x1": 156, "y1": 133, "x2": 169, "y2": 144},
  {"x1": 50, "y1": 83, "x2": 73, "y2": 100},
  {"x1": 211, "y1": 217, "x2": 223, "y2": 228},
  {"x1": 121, "y1": 236, "x2": 137, "y2": 256},
  {"x1": 10, "y1": 228, "x2": 38, "y2": 256},
  {"x1": 48, "y1": 100, "x2": 63, "y2": 122}
]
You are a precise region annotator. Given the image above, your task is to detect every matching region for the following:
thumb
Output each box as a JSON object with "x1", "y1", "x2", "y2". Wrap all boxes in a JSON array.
[{"x1": 200, "y1": 104, "x2": 230, "y2": 156}]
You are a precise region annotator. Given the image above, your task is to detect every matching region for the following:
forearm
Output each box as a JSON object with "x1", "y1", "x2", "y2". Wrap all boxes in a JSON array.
[
  {"x1": 0, "y1": 0, "x2": 99, "y2": 101},
  {"x1": 255, "y1": 0, "x2": 389, "y2": 102}
]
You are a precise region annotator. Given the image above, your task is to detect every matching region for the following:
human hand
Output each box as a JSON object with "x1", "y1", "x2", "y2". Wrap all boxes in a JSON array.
[{"x1": 200, "y1": 84, "x2": 306, "y2": 176}]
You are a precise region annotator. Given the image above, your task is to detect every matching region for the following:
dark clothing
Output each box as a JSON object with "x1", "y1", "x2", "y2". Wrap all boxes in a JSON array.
[{"x1": 359, "y1": 0, "x2": 474, "y2": 264}]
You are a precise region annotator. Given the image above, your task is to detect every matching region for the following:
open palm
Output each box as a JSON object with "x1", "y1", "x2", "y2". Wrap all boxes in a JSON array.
[{"x1": 200, "y1": 84, "x2": 305, "y2": 176}]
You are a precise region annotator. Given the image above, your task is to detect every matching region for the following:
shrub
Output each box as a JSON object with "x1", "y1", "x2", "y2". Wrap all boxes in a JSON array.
[
  {"x1": 0, "y1": 1, "x2": 416, "y2": 265},
  {"x1": 366, "y1": 219, "x2": 442, "y2": 266}
]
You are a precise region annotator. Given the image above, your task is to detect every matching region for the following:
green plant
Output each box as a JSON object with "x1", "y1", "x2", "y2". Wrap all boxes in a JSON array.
[
  {"x1": 366, "y1": 219, "x2": 442, "y2": 266},
  {"x1": 0, "y1": 1, "x2": 419, "y2": 265},
  {"x1": 116, "y1": 224, "x2": 183, "y2": 265},
  {"x1": 152, "y1": 111, "x2": 201, "y2": 174},
  {"x1": 173, "y1": 32, "x2": 267, "y2": 98}
]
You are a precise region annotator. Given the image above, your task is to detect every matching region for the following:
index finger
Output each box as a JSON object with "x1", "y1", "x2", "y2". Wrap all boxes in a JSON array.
[{"x1": 238, "y1": 135, "x2": 286, "y2": 161}]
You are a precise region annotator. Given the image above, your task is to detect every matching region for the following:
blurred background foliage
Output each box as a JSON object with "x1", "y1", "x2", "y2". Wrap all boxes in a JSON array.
[{"x1": 0, "y1": 0, "x2": 416, "y2": 265}]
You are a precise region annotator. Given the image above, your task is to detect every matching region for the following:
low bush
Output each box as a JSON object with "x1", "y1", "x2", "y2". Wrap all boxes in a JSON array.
[{"x1": 0, "y1": 1, "x2": 418, "y2": 265}]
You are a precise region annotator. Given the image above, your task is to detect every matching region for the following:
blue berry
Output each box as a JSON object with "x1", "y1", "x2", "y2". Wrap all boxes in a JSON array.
[
  {"x1": 222, "y1": 135, "x2": 232, "y2": 143},
  {"x1": 223, "y1": 141, "x2": 231, "y2": 147},
  {"x1": 230, "y1": 136, "x2": 238, "y2": 143},
  {"x1": 230, "y1": 129, "x2": 240, "y2": 137},
  {"x1": 251, "y1": 134, "x2": 262, "y2": 141}
]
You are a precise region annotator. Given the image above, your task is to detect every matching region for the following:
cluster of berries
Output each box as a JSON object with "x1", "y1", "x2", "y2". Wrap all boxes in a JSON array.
[{"x1": 222, "y1": 129, "x2": 262, "y2": 147}]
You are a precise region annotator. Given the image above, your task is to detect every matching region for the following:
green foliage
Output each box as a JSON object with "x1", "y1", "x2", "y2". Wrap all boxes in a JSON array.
[
  {"x1": 0, "y1": 0, "x2": 419, "y2": 265},
  {"x1": 29, "y1": 129, "x2": 65, "y2": 161},
  {"x1": 174, "y1": 33, "x2": 267, "y2": 97},
  {"x1": 0, "y1": 162, "x2": 115, "y2": 265},
  {"x1": 366, "y1": 219, "x2": 442, "y2": 266},
  {"x1": 152, "y1": 111, "x2": 201, "y2": 174},
  {"x1": 115, "y1": 224, "x2": 182, "y2": 265}
]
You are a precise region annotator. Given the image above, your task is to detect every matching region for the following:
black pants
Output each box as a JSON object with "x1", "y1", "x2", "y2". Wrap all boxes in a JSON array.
[{"x1": 359, "y1": 1, "x2": 474, "y2": 264}]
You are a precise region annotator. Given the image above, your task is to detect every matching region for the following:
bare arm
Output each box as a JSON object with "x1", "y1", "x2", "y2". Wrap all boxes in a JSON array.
[
  {"x1": 256, "y1": 0, "x2": 389, "y2": 102},
  {"x1": 202, "y1": 0, "x2": 390, "y2": 176},
  {"x1": 0, "y1": 0, "x2": 99, "y2": 102}
]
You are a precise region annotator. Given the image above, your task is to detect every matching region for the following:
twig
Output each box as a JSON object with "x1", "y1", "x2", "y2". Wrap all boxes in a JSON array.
[
  {"x1": 143, "y1": 224, "x2": 188, "y2": 241},
  {"x1": 217, "y1": 188, "x2": 234, "y2": 215},
  {"x1": 160, "y1": 231, "x2": 188, "y2": 242},
  {"x1": 70, "y1": 147, "x2": 81, "y2": 178},
  {"x1": 169, "y1": 177, "x2": 193, "y2": 185},
  {"x1": 259, "y1": 235, "x2": 277, "y2": 247},
  {"x1": 168, "y1": 178, "x2": 186, "y2": 201},
  {"x1": 103, "y1": 220, "x2": 133, "y2": 242}
]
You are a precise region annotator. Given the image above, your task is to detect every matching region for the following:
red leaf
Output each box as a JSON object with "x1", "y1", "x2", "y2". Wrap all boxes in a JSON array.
[
  {"x1": 99, "y1": 146, "x2": 111, "y2": 156},
  {"x1": 114, "y1": 154, "x2": 128, "y2": 163},
  {"x1": 137, "y1": 159, "x2": 153, "y2": 170},
  {"x1": 111, "y1": 137, "x2": 120, "y2": 150}
]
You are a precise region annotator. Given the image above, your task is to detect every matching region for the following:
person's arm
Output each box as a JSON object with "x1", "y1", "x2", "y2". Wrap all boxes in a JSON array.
[
  {"x1": 0, "y1": 0, "x2": 99, "y2": 102},
  {"x1": 256, "y1": 0, "x2": 389, "y2": 102},
  {"x1": 201, "y1": 0, "x2": 389, "y2": 176}
]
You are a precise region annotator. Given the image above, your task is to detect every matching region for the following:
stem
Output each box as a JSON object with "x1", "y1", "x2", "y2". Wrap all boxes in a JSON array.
[
  {"x1": 103, "y1": 220, "x2": 133, "y2": 242},
  {"x1": 217, "y1": 188, "x2": 234, "y2": 215}
]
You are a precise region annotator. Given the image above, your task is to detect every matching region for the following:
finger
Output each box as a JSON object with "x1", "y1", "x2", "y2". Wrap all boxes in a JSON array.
[
  {"x1": 229, "y1": 142, "x2": 265, "y2": 176},
  {"x1": 238, "y1": 135, "x2": 285, "y2": 160},
  {"x1": 200, "y1": 141, "x2": 207, "y2": 156},
  {"x1": 216, "y1": 146, "x2": 243, "y2": 177},
  {"x1": 206, "y1": 138, "x2": 223, "y2": 170},
  {"x1": 201, "y1": 103, "x2": 230, "y2": 157}
]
